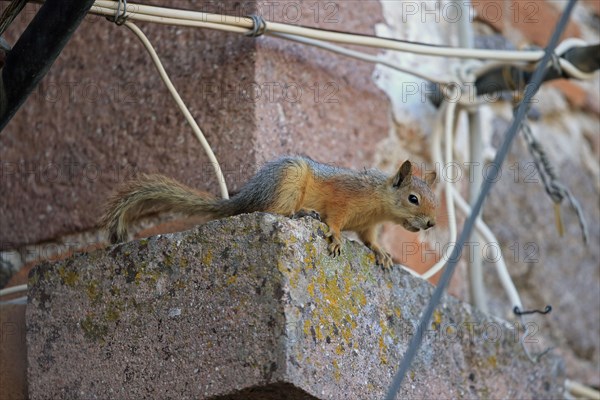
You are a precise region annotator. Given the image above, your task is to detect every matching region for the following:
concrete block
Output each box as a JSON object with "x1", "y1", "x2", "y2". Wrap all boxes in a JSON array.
[{"x1": 27, "y1": 213, "x2": 564, "y2": 399}]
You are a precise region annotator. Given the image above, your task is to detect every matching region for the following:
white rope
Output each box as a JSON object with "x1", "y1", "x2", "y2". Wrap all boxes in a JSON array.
[
  {"x1": 555, "y1": 38, "x2": 597, "y2": 80},
  {"x1": 270, "y1": 32, "x2": 454, "y2": 85},
  {"x1": 469, "y1": 40, "x2": 595, "y2": 82},
  {"x1": 91, "y1": 0, "x2": 597, "y2": 80},
  {"x1": 94, "y1": 5, "x2": 247, "y2": 34},
  {"x1": 0, "y1": 283, "x2": 28, "y2": 297},
  {"x1": 421, "y1": 98, "x2": 458, "y2": 280},
  {"x1": 0, "y1": 295, "x2": 27, "y2": 306},
  {"x1": 92, "y1": 1, "x2": 540, "y2": 60},
  {"x1": 401, "y1": 90, "x2": 522, "y2": 314},
  {"x1": 122, "y1": 21, "x2": 229, "y2": 199},
  {"x1": 450, "y1": 186, "x2": 522, "y2": 310},
  {"x1": 94, "y1": 4, "x2": 457, "y2": 86},
  {"x1": 565, "y1": 379, "x2": 600, "y2": 400}
]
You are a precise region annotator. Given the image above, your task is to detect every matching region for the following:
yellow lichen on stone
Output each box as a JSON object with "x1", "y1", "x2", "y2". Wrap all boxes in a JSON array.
[
  {"x1": 277, "y1": 261, "x2": 287, "y2": 274},
  {"x1": 179, "y1": 257, "x2": 189, "y2": 269},
  {"x1": 173, "y1": 279, "x2": 187, "y2": 290},
  {"x1": 278, "y1": 256, "x2": 303, "y2": 289},
  {"x1": 332, "y1": 359, "x2": 341, "y2": 381},
  {"x1": 80, "y1": 313, "x2": 108, "y2": 343},
  {"x1": 303, "y1": 263, "x2": 368, "y2": 354},
  {"x1": 163, "y1": 254, "x2": 173, "y2": 267},
  {"x1": 202, "y1": 250, "x2": 213, "y2": 266},
  {"x1": 432, "y1": 309, "x2": 442, "y2": 330},
  {"x1": 303, "y1": 320, "x2": 312, "y2": 337},
  {"x1": 378, "y1": 317, "x2": 394, "y2": 365},
  {"x1": 303, "y1": 242, "x2": 317, "y2": 268},
  {"x1": 341, "y1": 317, "x2": 355, "y2": 343},
  {"x1": 465, "y1": 320, "x2": 476, "y2": 338},
  {"x1": 315, "y1": 324, "x2": 324, "y2": 341},
  {"x1": 378, "y1": 335, "x2": 385, "y2": 352},
  {"x1": 57, "y1": 265, "x2": 79, "y2": 287},
  {"x1": 355, "y1": 289, "x2": 367, "y2": 307},
  {"x1": 379, "y1": 337, "x2": 388, "y2": 364},
  {"x1": 86, "y1": 281, "x2": 101, "y2": 304},
  {"x1": 105, "y1": 303, "x2": 121, "y2": 322}
]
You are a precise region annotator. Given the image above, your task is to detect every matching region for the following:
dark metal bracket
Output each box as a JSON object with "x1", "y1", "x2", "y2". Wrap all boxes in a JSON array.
[{"x1": 0, "y1": 0, "x2": 96, "y2": 132}]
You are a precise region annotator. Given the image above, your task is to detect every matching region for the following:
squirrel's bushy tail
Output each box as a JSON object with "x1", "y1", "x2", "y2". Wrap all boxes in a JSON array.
[{"x1": 100, "y1": 174, "x2": 228, "y2": 244}]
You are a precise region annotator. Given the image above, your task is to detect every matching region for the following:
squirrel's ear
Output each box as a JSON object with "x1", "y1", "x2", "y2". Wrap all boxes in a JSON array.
[
  {"x1": 393, "y1": 160, "x2": 412, "y2": 187},
  {"x1": 424, "y1": 171, "x2": 436, "y2": 187}
]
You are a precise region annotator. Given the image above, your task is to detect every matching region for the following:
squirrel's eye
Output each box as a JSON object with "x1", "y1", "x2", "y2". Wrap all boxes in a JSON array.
[{"x1": 408, "y1": 194, "x2": 419, "y2": 205}]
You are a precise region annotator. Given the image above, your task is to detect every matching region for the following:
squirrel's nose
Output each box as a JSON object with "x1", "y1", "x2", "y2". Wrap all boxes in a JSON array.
[{"x1": 426, "y1": 220, "x2": 435, "y2": 229}]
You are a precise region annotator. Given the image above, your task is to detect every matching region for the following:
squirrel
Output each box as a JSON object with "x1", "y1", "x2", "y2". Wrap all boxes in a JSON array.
[{"x1": 100, "y1": 156, "x2": 437, "y2": 268}]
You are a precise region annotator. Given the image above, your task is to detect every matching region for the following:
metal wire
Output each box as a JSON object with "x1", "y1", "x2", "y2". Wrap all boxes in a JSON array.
[
  {"x1": 0, "y1": 0, "x2": 28, "y2": 36},
  {"x1": 105, "y1": 0, "x2": 128, "y2": 25},
  {"x1": 520, "y1": 121, "x2": 589, "y2": 243},
  {"x1": 384, "y1": 0, "x2": 579, "y2": 397}
]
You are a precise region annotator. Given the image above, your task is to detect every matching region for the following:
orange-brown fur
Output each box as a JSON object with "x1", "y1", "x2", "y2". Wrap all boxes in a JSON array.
[{"x1": 100, "y1": 156, "x2": 437, "y2": 268}]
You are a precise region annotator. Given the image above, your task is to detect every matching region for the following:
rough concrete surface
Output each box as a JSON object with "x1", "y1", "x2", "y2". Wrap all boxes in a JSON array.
[{"x1": 27, "y1": 213, "x2": 564, "y2": 399}]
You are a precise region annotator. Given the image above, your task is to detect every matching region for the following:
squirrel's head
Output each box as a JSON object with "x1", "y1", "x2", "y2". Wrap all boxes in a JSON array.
[{"x1": 388, "y1": 160, "x2": 437, "y2": 232}]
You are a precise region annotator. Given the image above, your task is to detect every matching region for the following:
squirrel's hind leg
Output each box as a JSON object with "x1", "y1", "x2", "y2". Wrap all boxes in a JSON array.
[{"x1": 269, "y1": 160, "x2": 311, "y2": 216}]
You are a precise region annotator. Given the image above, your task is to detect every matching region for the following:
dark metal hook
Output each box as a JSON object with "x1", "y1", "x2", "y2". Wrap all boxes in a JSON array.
[{"x1": 513, "y1": 305, "x2": 552, "y2": 316}]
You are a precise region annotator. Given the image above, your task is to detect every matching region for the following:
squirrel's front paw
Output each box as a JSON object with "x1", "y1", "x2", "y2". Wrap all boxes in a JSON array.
[
  {"x1": 325, "y1": 231, "x2": 342, "y2": 257},
  {"x1": 373, "y1": 248, "x2": 393, "y2": 269},
  {"x1": 292, "y1": 209, "x2": 321, "y2": 221}
]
